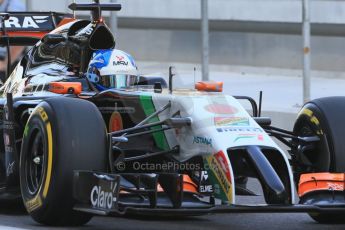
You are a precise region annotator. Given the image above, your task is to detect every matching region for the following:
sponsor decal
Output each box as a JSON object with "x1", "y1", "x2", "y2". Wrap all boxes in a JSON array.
[
  {"x1": 327, "y1": 182, "x2": 344, "y2": 191},
  {"x1": 6, "y1": 161, "x2": 15, "y2": 176},
  {"x1": 84, "y1": 25, "x2": 94, "y2": 35},
  {"x1": 234, "y1": 134, "x2": 264, "y2": 142},
  {"x1": 302, "y1": 108, "x2": 320, "y2": 125},
  {"x1": 5, "y1": 16, "x2": 50, "y2": 29},
  {"x1": 98, "y1": 106, "x2": 135, "y2": 114},
  {"x1": 300, "y1": 108, "x2": 323, "y2": 135},
  {"x1": 216, "y1": 126, "x2": 263, "y2": 133},
  {"x1": 113, "y1": 55, "x2": 128, "y2": 66},
  {"x1": 199, "y1": 171, "x2": 213, "y2": 193},
  {"x1": 200, "y1": 185, "x2": 213, "y2": 193},
  {"x1": 205, "y1": 104, "x2": 238, "y2": 115},
  {"x1": 4, "y1": 133, "x2": 10, "y2": 146},
  {"x1": 214, "y1": 151, "x2": 231, "y2": 182},
  {"x1": 25, "y1": 195, "x2": 43, "y2": 212},
  {"x1": 90, "y1": 181, "x2": 118, "y2": 210},
  {"x1": 193, "y1": 136, "x2": 212, "y2": 146},
  {"x1": 205, "y1": 151, "x2": 232, "y2": 201},
  {"x1": 36, "y1": 107, "x2": 48, "y2": 123},
  {"x1": 116, "y1": 56, "x2": 124, "y2": 61},
  {"x1": 4, "y1": 145, "x2": 14, "y2": 154},
  {"x1": 201, "y1": 170, "x2": 209, "y2": 181},
  {"x1": 109, "y1": 112, "x2": 123, "y2": 132},
  {"x1": 214, "y1": 117, "x2": 249, "y2": 126},
  {"x1": 113, "y1": 60, "x2": 128, "y2": 66}
]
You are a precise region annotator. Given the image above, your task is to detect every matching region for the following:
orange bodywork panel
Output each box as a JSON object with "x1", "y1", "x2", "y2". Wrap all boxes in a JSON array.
[
  {"x1": 56, "y1": 17, "x2": 76, "y2": 27},
  {"x1": 195, "y1": 81, "x2": 223, "y2": 92},
  {"x1": 108, "y1": 112, "x2": 123, "y2": 132},
  {"x1": 157, "y1": 175, "x2": 198, "y2": 193},
  {"x1": 48, "y1": 82, "x2": 82, "y2": 95},
  {"x1": 7, "y1": 31, "x2": 49, "y2": 39},
  {"x1": 182, "y1": 175, "x2": 198, "y2": 193},
  {"x1": 298, "y1": 173, "x2": 345, "y2": 197}
]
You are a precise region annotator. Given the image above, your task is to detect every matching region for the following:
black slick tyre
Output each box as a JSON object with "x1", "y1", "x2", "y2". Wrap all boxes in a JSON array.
[
  {"x1": 293, "y1": 97, "x2": 345, "y2": 224},
  {"x1": 20, "y1": 97, "x2": 107, "y2": 226}
]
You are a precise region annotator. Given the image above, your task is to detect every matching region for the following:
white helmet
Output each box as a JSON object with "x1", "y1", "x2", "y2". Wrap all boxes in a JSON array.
[{"x1": 87, "y1": 49, "x2": 138, "y2": 91}]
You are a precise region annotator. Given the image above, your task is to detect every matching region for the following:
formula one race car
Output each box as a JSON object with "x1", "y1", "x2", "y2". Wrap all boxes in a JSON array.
[{"x1": 0, "y1": 0, "x2": 345, "y2": 226}]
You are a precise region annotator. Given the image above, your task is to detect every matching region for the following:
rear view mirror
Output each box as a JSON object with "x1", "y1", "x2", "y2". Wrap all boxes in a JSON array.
[{"x1": 154, "y1": 82, "x2": 162, "y2": 93}]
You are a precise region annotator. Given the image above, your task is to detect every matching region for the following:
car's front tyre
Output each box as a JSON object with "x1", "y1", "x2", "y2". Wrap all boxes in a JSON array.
[
  {"x1": 294, "y1": 97, "x2": 345, "y2": 224},
  {"x1": 20, "y1": 97, "x2": 107, "y2": 226}
]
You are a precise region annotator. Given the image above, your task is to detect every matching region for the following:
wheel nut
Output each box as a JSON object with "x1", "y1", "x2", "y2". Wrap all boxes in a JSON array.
[{"x1": 33, "y1": 156, "x2": 41, "y2": 165}]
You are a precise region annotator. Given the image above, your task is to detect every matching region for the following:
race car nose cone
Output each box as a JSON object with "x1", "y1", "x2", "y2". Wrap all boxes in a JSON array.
[{"x1": 246, "y1": 146, "x2": 288, "y2": 204}]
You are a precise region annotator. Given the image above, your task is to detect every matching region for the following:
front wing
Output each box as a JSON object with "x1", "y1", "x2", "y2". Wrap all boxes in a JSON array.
[{"x1": 72, "y1": 171, "x2": 345, "y2": 217}]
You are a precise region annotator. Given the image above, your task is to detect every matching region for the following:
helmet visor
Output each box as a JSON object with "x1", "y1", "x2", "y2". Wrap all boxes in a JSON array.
[{"x1": 99, "y1": 74, "x2": 138, "y2": 89}]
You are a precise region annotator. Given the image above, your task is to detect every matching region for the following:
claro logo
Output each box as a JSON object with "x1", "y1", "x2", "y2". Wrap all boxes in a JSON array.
[
  {"x1": 90, "y1": 182, "x2": 118, "y2": 209},
  {"x1": 5, "y1": 16, "x2": 49, "y2": 29}
]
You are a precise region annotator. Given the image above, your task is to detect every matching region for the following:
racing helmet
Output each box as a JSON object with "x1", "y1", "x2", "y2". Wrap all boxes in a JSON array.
[{"x1": 87, "y1": 49, "x2": 138, "y2": 91}]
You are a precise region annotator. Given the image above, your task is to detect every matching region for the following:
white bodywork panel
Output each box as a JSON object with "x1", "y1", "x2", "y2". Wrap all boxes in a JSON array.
[{"x1": 150, "y1": 90, "x2": 295, "y2": 204}]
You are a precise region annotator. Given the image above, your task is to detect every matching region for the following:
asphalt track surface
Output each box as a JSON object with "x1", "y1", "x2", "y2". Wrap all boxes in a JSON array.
[{"x1": 1, "y1": 199, "x2": 345, "y2": 230}]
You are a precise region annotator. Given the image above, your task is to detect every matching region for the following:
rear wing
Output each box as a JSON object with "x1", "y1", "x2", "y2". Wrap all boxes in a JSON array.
[{"x1": 0, "y1": 12, "x2": 74, "y2": 46}]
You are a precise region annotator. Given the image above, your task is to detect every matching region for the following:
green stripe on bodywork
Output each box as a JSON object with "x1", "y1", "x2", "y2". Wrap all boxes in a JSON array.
[
  {"x1": 234, "y1": 136, "x2": 255, "y2": 142},
  {"x1": 140, "y1": 95, "x2": 169, "y2": 150}
]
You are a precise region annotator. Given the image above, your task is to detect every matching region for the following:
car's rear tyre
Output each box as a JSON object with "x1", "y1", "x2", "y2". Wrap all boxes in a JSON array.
[
  {"x1": 293, "y1": 97, "x2": 345, "y2": 224},
  {"x1": 20, "y1": 97, "x2": 107, "y2": 226}
]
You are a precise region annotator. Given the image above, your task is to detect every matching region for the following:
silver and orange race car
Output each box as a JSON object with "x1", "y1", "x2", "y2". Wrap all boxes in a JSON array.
[{"x1": 0, "y1": 0, "x2": 344, "y2": 226}]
